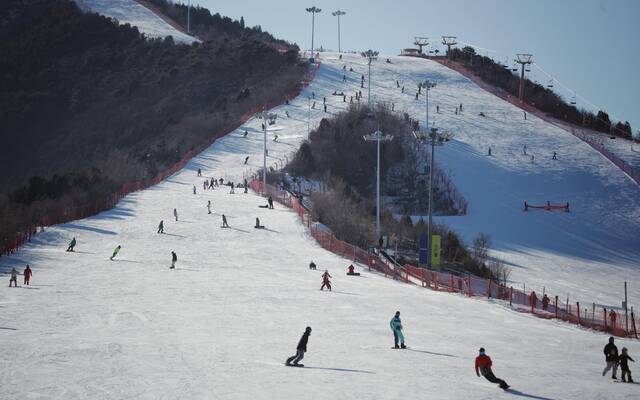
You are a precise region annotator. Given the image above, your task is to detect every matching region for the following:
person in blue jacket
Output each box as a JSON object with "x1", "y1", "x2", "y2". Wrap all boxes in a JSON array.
[{"x1": 390, "y1": 311, "x2": 406, "y2": 349}]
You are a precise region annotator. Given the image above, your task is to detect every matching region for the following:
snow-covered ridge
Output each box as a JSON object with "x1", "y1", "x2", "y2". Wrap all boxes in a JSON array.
[{"x1": 76, "y1": 0, "x2": 199, "y2": 44}]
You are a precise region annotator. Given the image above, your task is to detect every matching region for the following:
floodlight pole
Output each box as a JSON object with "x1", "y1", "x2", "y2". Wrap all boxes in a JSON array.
[
  {"x1": 332, "y1": 10, "x2": 346, "y2": 53},
  {"x1": 364, "y1": 130, "x2": 393, "y2": 242},
  {"x1": 361, "y1": 50, "x2": 378, "y2": 108},
  {"x1": 259, "y1": 108, "x2": 267, "y2": 195},
  {"x1": 515, "y1": 53, "x2": 533, "y2": 102},
  {"x1": 427, "y1": 127, "x2": 437, "y2": 269},
  {"x1": 422, "y1": 80, "x2": 437, "y2": 131},
  {"x1": 306, "y1": 7, "x2": 322, "y2": 57}
]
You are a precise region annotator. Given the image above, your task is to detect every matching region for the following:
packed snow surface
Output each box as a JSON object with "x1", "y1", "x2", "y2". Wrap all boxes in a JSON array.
[
  {"x1": 1, "y1": 53, "x2": 639, "y2": 399},
  {"x1": 77, "y1": 0, "x2": 199, "y2": 44}
]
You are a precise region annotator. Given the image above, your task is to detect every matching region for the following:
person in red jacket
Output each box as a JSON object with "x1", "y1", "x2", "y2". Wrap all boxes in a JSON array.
[
  {"x1": 320, "y1": 270, "x2": 332, "y2": 291},
  {"x1": 23, "y1": 265, "x2": 32, "y2": 285},
  {"x1": 475, "y1": 348, "x2": 509, "y2": 390}
]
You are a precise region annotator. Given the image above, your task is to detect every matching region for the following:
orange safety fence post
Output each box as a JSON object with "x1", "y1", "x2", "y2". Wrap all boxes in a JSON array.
[
  {"x1": 509, "y1": 287, "x2": 513, "y2": 306},
  {"x1": 555, "y1": 296, "x2": 559, "y2": 319},
  {"x1": 603, "y1": 308, "x2": 608, "y2": 333},
  {"x1": 576, "y1": 302, "x2": 581, "y2": 326}
]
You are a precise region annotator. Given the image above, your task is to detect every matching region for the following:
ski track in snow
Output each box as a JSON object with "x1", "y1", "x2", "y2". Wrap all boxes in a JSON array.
[
  {"x1": 1, "y1": 52, "x2": 639, "y2": 399},
  {"x1": 77, "y1": 0, "x2": 199, "y2": 44}
]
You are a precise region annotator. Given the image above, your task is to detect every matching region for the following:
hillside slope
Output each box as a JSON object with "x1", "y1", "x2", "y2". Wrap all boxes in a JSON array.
[{"x1": 1, "y1": 54, "x2": 638, "y2": 400}]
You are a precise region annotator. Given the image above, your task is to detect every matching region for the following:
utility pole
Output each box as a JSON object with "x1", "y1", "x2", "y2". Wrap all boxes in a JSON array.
[
  {"x1": 332, "y1": 10, "x2": 346, "y2": 53},
  {"x1": 414, "y1": 127, "x2": 446, "y2": 269},
  {"x1": 625, "y1": 281, "x2": 629, "y2": 334},
  {"x1": 187, "y1": 0, "x2": 191, "y2": 34},
  {"x1": 306, "y1": 6, "x2": 322, "y2": 60},
  {"x1": 441, "y1": 36, "x2": 457, "y2": 60},
  {"x1": 363, "y1": 130, "x2": 394, "y2": 242},
  {"x1": 414, "y1": 37, "x2": 429, "y2": 55},
  {"x1": 361, "y1": 50, "x2": 378, "y2": 108},
  {"x1": 515, "y1": 53, "x2": 533, "y2": 102}
]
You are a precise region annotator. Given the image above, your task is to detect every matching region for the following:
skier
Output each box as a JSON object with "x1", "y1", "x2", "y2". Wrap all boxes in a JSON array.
[
  {"x1": 309, "y1": 261, "x2": 317, "y2": 270},
  {"x1": 401, "y1": 86, "x2": 404, "y2": 93},
  {"x1": 110, "y1": 245, "x2": 121, "y2": 261},
  {"x1": 542, "y1": 294, "x2": 550, "y2": 311},
  {"x1": 230, "y1": 183, "x2": 235, "y2": 194},
  {"x1": 619, "y1": 347, "x2": 635, "y2": 383},
  {"x1": 530, "y1": 291, "x2": 537, "y2": 311},
  {"x1": 324, "y1": 104, "x2": 327, "y2": 113},
  {"x1": 244, "y1": 156, "x2": 249, "y2": 165},
  {"x1": 488, "y1": 147, "x2": 492, "y2": 156},
  {"x1": 170, "y1": 251, "x2": 177, "y2": 269},
  {"x1": 552, "y1": 151, "x2": 557, "y2": 160},
  {"x1": 23, "y1": 265, "x2": 32, "y2": 285},
  {"x1": 436, "y1": 105, "x2": 439, "y2": 113},
  {"x1": 197, "y1": 168, "x2": 202, "y2": 177},
  {"x1": 390, "y1": 311, "x2": 406, "y2": 349},
  {"x1": 173, "y1": 208, "x2": 178, "y2": 221},
  {"x1": 207, "y1": 200, "x2": 212, "y2": 214},
  {"x1": 459, "y1": 103, "x2": 463, "y2": 111},
  {"x1": 254, "y1": 217, "x2": 263, "y2": 229},
  {"x1": 157, "y1": 220, "x2": 164, "y2": 234},
  {"x1": 9, "y1": 267, "x2": 18, "y2": 287},
  {"x1": 244, "y1": 179, "x2": 248, "y2": 194},
  {"x1": 343, "y1": 95, "x2": 346, "y2": 102},
  {"x1": 523, "y1": 145, "x2": 527, "y2": 155},
  {"x1": 343, "y1": 74, "x2": 346, "y2": 82},
  {"x1": 396, "y1": 80, "x2": 400, "y2": 88},
  {"x1": 203, "y1": 180, "x2": 208, "y2": 191},
  {"x1": 415, "y1": 92, "x2": 419, "y2": 100},
  {"x1": 320, "y1": 270, "x2": 332, "y2": 291},
  {"x1": 285, "y1": 326, "x2": 312, "y2": 367},
  {"x1": 475, "y1": 348, "x2": 509, "y2": 390},
  {"x1": 243, "y1": 130, "x2": 248, "y2": 137},
  {"x1": 268, "y1": 196, "x2": 274, "y2": 209},
  {"x1": 323, "y1": 96, "x2": 326, "y2": 105},
  {"x1": 312, "y1": 101, "x2": 316, "y2": 109},
  {"x1": 210, "y1": 177, "x2": 215, "y2": 189},
  {"x1": 602, "y1": 336, "x2": 619, "y2": 379},
  {"x1": 610, "y1": 309, "x2": 618, "y2": 332},
  {"x1": 222, "y1": 214, "x2": 229, "y2": 228},
  {"x1": 523, "y1": 111, "x2": 527, "y2": 120},
  {"x1": 67, "y1": 237, "x2": 76, "y2": 252},
  {"x1": 530, "y1": 154, "x2": 535, "y2": 163},
  {"x1": 193, "y1": 185, "x2": 197, "y2": 195}
]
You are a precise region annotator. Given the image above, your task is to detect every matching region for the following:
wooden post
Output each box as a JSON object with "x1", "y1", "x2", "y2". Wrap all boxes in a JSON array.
[
  {"x1": 555, "y1": 296, "x2": 559, "y2": 319},
  {"x1": 576, "y1": 302, "x2": 581, "y2": 326},
  {"x1": 603, "y1": 308, "x2": 608, "y2": 332},
  {"x1": 509, "y1": 287, "x2": 513, "y2": 306}
]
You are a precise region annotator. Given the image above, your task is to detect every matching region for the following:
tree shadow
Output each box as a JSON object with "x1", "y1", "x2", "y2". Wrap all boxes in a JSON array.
[
  {"x1": 405, "y1": 348, "x2": 458, "y2": 358},
  {"x1": 304, "y1": 366, "x2": 374, "y2": 374},
  {"x1": 507, "y1": 389, "x2": 555, "y2": 400},
  {"x1": 59, "y1": 223, "x2": 116, "y2": 236},
  {"x1": 164, "y1": 233, "x2": 187, "y2": 238}
]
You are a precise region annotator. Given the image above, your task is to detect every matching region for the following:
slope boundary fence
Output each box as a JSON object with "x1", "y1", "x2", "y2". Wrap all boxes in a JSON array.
[
  {"x1": 250, "y1": 179, "x2": 637, "y2": 340},
  {"x1": 1, "y1": 62, "x2": 320, "y2": 256}
]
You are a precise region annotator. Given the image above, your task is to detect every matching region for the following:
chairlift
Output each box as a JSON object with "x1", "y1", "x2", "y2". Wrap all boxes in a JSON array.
[
  {"x1": 525, "y1": 69, "x2": 531, "y2": 72},
  {"x1": 547, "y1": 79, "x2": 554, "y2": 88},
  {"x1": 570, "y1": 93, "x2": 576, "y2": 105}
]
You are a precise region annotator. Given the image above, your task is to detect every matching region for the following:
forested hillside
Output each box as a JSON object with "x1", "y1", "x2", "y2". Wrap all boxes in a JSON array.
[{"x1": 0, "y1": 0, "x2": 305, "y2": 242}]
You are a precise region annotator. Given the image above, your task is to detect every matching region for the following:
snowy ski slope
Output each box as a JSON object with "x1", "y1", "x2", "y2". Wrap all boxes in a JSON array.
[
  {"x1": 1, "y1": 53, "x2": 639, "y2": 399},
  {"x1": 77, "y1": 0, "x2": 199, "y2": 44}
]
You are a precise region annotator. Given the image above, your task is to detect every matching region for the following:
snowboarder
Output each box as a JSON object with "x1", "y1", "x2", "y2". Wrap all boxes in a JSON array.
[
  {"x1": 207, "y1": 200, "x2": 211, "y2": 214},
  {"x1": 222, "y1": 214, "x2": 229, "y2": 228},
  {"x1": 110, "y1": 245, "x2": 121, "y2": 261},
  {"x1": 390, "y1": 311, "x2": 406, "y2": 349},
  {"x1": 9, "y1": 267, "x2": 18, "y2": 287},
  {"x1": 309, "y1": 261, "x2": 317, "y2": 270},
  {"x1": 268, "y1": 196, "x2": 274, "y2": 209},
  {"x1": 254, "y1": 217, "x2": 263, "y2": 229},
  {"x1": 23, "y1": 265, "x2": 32, "y2": 285},
  {"x1": 230, "y1": 183, "x2": 235, "y2": 194},
  {"x1": 193, "y1": 185, "x2": 197, "y2": 195},
  {"x1": 170, "y1": 251, "x2": 177, "y2": 269},
  {"x1": 244, "y1": 156, "x2": 250, "y2": 165},
  {"x1": 320, "y1": 270, "x2": 332, "y2": 291},
  {"x1": 459, "y1": 103, "x2": 463, "y2": 111},
  {"x1": 530, "y1": 154, "x2": 535, "y2": 163},
  {"x1": 620, "y1": 347, "x2": 635, "y2": 383},
  {"x1": 475, "y1": 348, "x2": 509, "y2": 390},
  {"x1": 346, "y1": 264, "x2": 360, "y2": 276},
  {"x1": 523, "y1": 145, "x2": 527, "y2": 155},
  {"x1": 523, "y1": 111, "x2": 527, "y2": 120},
  {"x1": 243, "y1": 130, "x2": 248, "y2": 137},
  {"x1": 542, "y1": 294, "x2": 550, "y2": 311},
  {"x1": 312, "y1": 101, "x2": 316, "y2": 109},
  {"x1": 67, "y1": 237, "x2": 76, "y2": 252},
  {"x1": 197, "y1": 168, "x2": 202, "y2": 177},
  {"x1": 158, "y1": 220, "x2": 164, "y2": 234},
  {"x1": 173, "y1": 208, "x2": 178, "y2": 221},
  {"x1": 436, "y1": 105, "x2": 439, "y2": 113},
  {"x1": 396, "y1": 80, "x2": 400, "y2": 88},
  {"x1": 552, "y1": 151, "x2": 557, "y2": 160},
  {"x1": 602, "y1": 336, "x2": 619, "y2": 379},
  {"x1": 285, "y1": 326, "x2": 312, "y2": 366},
  {"x1": 488, "y1": 147, "x2": 492, "y2": 156},
  {"x1": 401, "y1": 86, "x2": 405, "y2": 93}
]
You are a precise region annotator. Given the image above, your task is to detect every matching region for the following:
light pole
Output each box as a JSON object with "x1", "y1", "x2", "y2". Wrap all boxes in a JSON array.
[
  {"x1": 187, "y1": 0, "x2": 191, "y2": 34},
  {"x1": 363, "y1": 130, "x2": 393, "y2": 243},
  {"x1": 420, "y1": 80, "x2": 437, "y2": 131},
  {"x1": 256, "y1": 108, "x2": 268, "y2": 195},
  {"x1": 360, "y1": 50, "x2": 378, "y2": 108},
  {"x1": 332, "y1": 10, "x2": 346, "y2": 53},
  {"x1": 306, "y1": 6, "x2": 322, "y2": 60},
  {"x1": 307, "y1": 96, "x2": 311, "y2": 138}
]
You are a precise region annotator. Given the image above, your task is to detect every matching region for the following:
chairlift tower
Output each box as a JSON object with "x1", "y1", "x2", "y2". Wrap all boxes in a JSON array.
[
  {"x1": 441, "y1": 36, "x2": 457, "y2": 60},
  {"x1": 363, "y1": 130, "x2": 394, "y2": 241},
  {"x1": 414, "y1": 37, "x2": 429, "y2": 54},
  {"x1": 515, "y1": 53, "x2": 533, "y2": 102},
  {"x1": 257, "y1": 108, "x2": 269, "y2": 195},
  {"x1": 331, "y1": 10, "x2": 346, "y2": 53}
]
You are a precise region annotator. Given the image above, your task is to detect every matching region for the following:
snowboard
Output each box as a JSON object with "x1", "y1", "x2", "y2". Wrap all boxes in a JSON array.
[
  {"x1": 285, "y1": 363, "x2": 304, "y2": 367},
  {"x1": 391, "y1": 347, "x2": 408, "y2": 350}
]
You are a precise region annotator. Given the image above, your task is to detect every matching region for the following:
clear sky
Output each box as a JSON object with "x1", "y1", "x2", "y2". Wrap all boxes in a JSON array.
[{"x1": 196, "y1": 0, "x2": 639, "y2": 133}]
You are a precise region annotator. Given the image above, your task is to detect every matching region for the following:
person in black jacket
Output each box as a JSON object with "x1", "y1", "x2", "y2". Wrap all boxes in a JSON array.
[
  {"x1": 602, "y1": 336, "x2": 619, "y2": 379},
  {"x1": 286, "y1": 327, "x2": 312, "y2": 366},
  {"x1": 619, "y1": 347, "x2": 635, "y2": 383}
]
